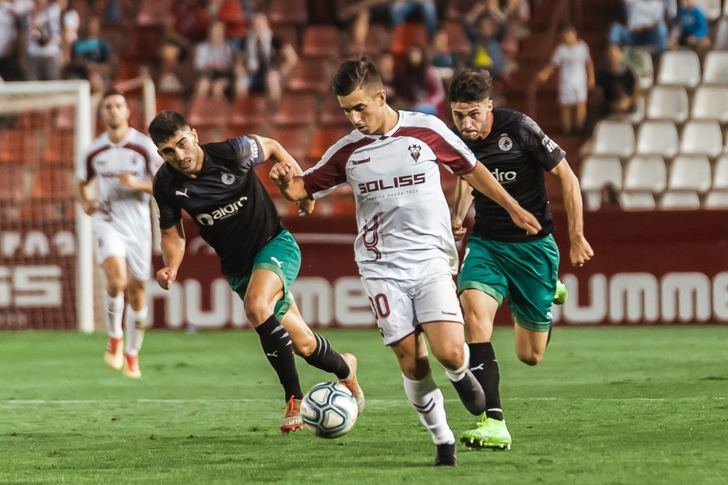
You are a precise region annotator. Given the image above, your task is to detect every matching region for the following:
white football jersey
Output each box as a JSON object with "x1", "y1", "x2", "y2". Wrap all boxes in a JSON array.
[
  {"x1": 302, "y1": 111, "x2": 477, "y2": 280},
  {"x1": 78, "y1": 128, "x2": 163, "y2": 234}
]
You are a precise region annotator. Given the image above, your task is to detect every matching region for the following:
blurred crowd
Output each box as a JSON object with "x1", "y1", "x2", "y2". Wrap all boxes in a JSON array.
[{"x1": 0, "y1": 0, "x2": 533, "y2": 114}]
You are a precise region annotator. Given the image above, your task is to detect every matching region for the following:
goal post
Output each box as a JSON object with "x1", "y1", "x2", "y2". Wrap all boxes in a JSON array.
[{"x1": 0, "y1": 77, "x2": 156, "y2": 332}]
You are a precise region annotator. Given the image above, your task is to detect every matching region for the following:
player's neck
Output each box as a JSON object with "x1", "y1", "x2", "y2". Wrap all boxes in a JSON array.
[
  {"x1": 107, "y1": 125, "x2": 130, "y2": 144},
  {"x1": 376, "y1": 106, "x2": 399, "y2": 135}
]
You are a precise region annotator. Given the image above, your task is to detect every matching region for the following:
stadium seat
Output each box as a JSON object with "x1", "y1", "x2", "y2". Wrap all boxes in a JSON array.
[
  {"x1": 18, "y1": 200, "x2": 65, "y2": 222},
  {"x1": 156, "y1": 93, "x2": 184, "y2": 114},
  {"x1": 659, "y1": 191, "x2": 701, "y2": 209},
  {"x1": 444, "y1": 20, "x2": 472, "y2": 57},
  {"x1": 270, "y1": 126, "x2": 310, "y2": 163},
  {"x1": 0, "y1": 166, "x2": 27, "y2": 201},
  {"x1": 636, "y1": 121, "x2": 679, "y2": 157},
  {"x1": 624, "y1": 155, "x2": 667, "y2": 193},
  {"x1": 693, "y1": 0, "x2": 721, "y2": 20},
  {"x1": 356, "y1": 24, "x2": 391, "y2": 57},
  {"x1": 230, "y1": 95, "x2": 270, "y2": 132},
  {"x1": 702, "y1": 51, "x2": 728, "y2": 84},
  {"x1": 269, "y1": 0, "x2": 308, "y2": 26},
  {"x1": 704, "y1": 190, "x2": 728, "y2": 208},
  {"x1": 307, "y1": 126, "x2": 349, "y2": 164},
  {"x1": 319, "y1": 96, "x2": 349, "y2": 127},
  {"x1": 188, "y1": 96, "x2": 230, "y2": 128},
  {"x1": 625, "y1": 48, "x2": 654, "y2": 90},
  {"x1": 273, "y1": 94, "x2": 318, "y2": 127},
  {"x1": 680, "y1": 120, "x2": 723, "y2": 158},
  {"x1": 31, "y1": 169, "x2": 72, "y2": 200},
  {"x1": 390, "y1": 22, "x2": 429, "y2": 55},
  {"x1": 288, "y1": 59, "x2": 330, "y2": 94},
  {"x1": 626, "y1": 96, "x2": 646, "y2": 125},
  {"x1": 711, "y1": 155, "x2": 728, "y2": 190},
  {"x1": 136, "y1": 0, "x2": 173, "y2": 26},
  {"x1": 668, "y1": 155, "x2": 711, "y2": 193},
  {"x1": 657, "y1": 50, "x2": 701, "y2": 87},
  {"x1": 302, "y1": 26, "x2": 342, "y2": 58},
  {"x1": 619, "y1": 191, "x2": 656, "y2": 210},
  {"x1": 591, "y1": 121, "x2": 635, "y2": 158},
  {"x1": 579, "y1": 156, "x2": 623, "y2": 210},
  {"x1": 646, "y1": 86, "x2": 689, "y2": 122},
  {"x1": 42, "y1": 130, "x2": 74, "y2": 166},
  {"x1": 714, "y1": 17, "x2": 728, "y2": 50},
  {"x1": 0, "y1": 130, "x2": 26, "y2": 164},
  {"x1": 691, "y1": 86, "x2": 728, "y2": 123}
]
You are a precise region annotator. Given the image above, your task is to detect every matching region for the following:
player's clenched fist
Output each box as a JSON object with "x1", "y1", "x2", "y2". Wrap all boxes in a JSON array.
[
  {"x1": 451, "y1": 215, "x2": 467, "y2": 241},
  {"x1": 156, "y1": 266, "x2": 178, "y2": 290},
  {"x1": 269, "y1": 161, "x2": 295, "y2": 186}
]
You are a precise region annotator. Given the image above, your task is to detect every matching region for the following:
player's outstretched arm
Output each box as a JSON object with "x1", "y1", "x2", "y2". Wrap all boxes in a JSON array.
[
  {"x1": 451, "y1": 178, "x2": 474, "y2": 241},
  {"x1": 157, "y1": 221, "x2": 185, "y2": 290},
  {"x1": 269, "y1": 161, "x2": 310, "y2": 202},
  {"x1": 253, "y1": 135, "x2": 314, "y2": 214},
  {"x1": 117, "y1": 173, "x2": 153, "y2": 194},
  {"x1": 462, "y1": 163, "x2": 542, "y2": 235},
  {"x1": 549, "y1": 158, "x2": 594, "y2": 267}
]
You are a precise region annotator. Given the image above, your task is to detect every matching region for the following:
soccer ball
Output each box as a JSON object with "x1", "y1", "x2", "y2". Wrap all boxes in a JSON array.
[{"x1": 301, "y1": 382, "x2": 358, "y2": 439}]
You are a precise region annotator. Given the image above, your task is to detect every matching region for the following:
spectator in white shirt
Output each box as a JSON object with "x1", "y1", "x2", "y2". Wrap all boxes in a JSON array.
[
  {"x1": 537, "y1": 24, "x2": 595, "y2": 134},
  {"x1": 25, "y1": 0, "x2": 63, "y2": 80},
  {"x1": 609, "y1": 0, "x2": 668, "y2": 53},
  {"x1": 194, "y1": 20, "x2": 236, "y2": 99},
  {"x1": 0, "y1": 0, "x2": 23, "y2": 81}
]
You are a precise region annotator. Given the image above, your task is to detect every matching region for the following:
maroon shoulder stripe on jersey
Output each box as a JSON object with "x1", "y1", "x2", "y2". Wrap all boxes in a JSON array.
[
  {"x1": 392, "y1": 126, "x2": 475, "y2": 175},
  {"x1": 124, "y1": 142, "x2": 153, "y2": 177},
  {"x1": 84, "y1": 144, "x2": 112, "y2": 182},
  {"x1": 303, "y1": 137, "x2": 375, "y2": 197}
]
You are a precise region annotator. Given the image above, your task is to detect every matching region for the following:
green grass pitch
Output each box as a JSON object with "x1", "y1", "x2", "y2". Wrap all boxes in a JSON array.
[{"x1": 1, "y1": 327, "x2": 727, "y2": 484}]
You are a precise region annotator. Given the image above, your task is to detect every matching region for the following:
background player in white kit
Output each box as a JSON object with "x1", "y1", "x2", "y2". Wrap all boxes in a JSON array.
[
  {"x1": 270, "y1": 58, "x2": 541, "y2": 466},
  {"x1": 77, "y1": 91, "x2": 162, "y2": 379}
]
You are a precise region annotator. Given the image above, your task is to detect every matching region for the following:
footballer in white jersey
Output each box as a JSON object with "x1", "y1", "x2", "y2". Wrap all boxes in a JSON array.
[
  {"x1": 78, "y1": 127, "x2": 162, "y2": 277},
  {"x1": 303, "y1": 110, "x2": 476, "y2": 282},
  {"x1": 270, "y1": 59, "x2": 541, "y2": 466},
  {"x1": 77, "y1": 91, "x2": 162, "y2": 379}
]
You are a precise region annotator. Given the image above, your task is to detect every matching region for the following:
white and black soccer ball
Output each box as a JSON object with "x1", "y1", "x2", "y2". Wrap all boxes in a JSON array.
[{"x1": 301, "y1": 382, "x2": 358, "y2": 439}]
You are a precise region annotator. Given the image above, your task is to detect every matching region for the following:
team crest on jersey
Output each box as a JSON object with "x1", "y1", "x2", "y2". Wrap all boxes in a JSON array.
[
  {"x1": 498, "y1": 134, "x2": 513, "y2": 152},
  {"x1": 408, "y1": 144, "x2": 422, "y2": 162},
  {"x1": 221, "y1": 172, "x2": 235, "y2": 185}
]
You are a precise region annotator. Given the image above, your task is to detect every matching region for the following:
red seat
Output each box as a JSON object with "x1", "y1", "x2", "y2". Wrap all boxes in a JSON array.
[
  {"x1": 156, "y1": 93, "x2": 185, "y2": 114},
  {"x1": 188, "y1": 95, "x2": 230, "y2": 128},
  {"x1": 359, "y1": 25, "x2": 391, "y2": 57},
  {"x1": 302, "y1": 25, "x2": 342, "y2": 58},
  {"x1": 307, "y1": 126, "x2": 349, "y2": 163},
  {"x1": 272, "y1": 94, "x2": 317, "y2": 127},
  {"x1": 230, "y1": 95, "x2": 270, "y2": 131},
  {"x1": 444, "y1": 20, "x2": 472, "y2": 57},
  {"x1": 390, "y1": 22, "x2": 428, "y2": 55},
  {"x1": 137, "y1": 0, "x2": 173, "y2": 26},
  {"x1": 269, "y1": 0, "x2": 308, "y2": 26},
  {"x1": 318, "y1": 95, "x2": 350, "y2": 127},
  {"x1": 18, "y1": 200, "x2": 66, "y2": 222},
  {"x1": 0, "y1": 130, "x2": 26, "y2": 164},
  {"x1": 31, "y1": 169, "x2": 72, "y2": 200},
  {"x1": 288, "y1": 59, "x2": 330, "y2": 93},
  {"x1": 270, "y1": 126, "x2": 310, "y2": 164},
  {"x1": 0, "y1": 166, "x2": 27, "y2": 201},
  {"x1": 43, "y1": 130, "x2": 74, "y2": 167}
]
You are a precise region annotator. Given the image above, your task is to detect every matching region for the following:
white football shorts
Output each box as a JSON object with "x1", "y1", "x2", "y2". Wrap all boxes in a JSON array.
[
  {"x1": 361, "y1": 273, "x2": 464, "y2": 346},
  {"x1": 93, "y1": 220, "x2": 151, "y2": 281}
]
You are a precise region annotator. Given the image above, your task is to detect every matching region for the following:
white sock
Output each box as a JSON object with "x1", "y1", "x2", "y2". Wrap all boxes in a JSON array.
[
  {"x1": 444, "y1": 343, "x2": 470, "y2": 382},
  {"x1": 104, "y1": 294, "x2": 124, "y2": 339},
  {"x1": 124, "y1": 305, "x2": 147, "y2": 356},
  {"x1": 402, "y1": 372, "x2": 455, "y2": 445}
]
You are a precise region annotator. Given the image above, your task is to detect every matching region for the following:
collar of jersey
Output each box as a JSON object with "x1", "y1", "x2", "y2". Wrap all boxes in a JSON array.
[{"x1": 361, "y1": 110, "x2": 402, "y2": 140}]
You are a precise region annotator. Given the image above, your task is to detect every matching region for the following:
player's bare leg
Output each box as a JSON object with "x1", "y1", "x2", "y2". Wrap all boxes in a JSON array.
[
  {"x1": 514, "y1": 324, "x2": 549, "y2": 366},
  {"x1": 421, "y1": 321, "x2": 486, "y2": 416},
  {"x1": 460, "y1": 289, "x2": 511, "y2": 450},
  {"x1": 281, "y1": 301, "x2": 364, "y2": 413},
  {"x1": 392, "y1": 332, "x2": 457, "y2": 466},
  {"x1": 122, "y1": 278, "x2": 146, "y2": 379},
  {"x1": 575, "y1": 101, "x2": 587, "y2": 133},
  {"x1": 102, "y1": 256, "x2": 126, "y2": 370},
  {"x1": 560, "y1": 104, "x2": 572, "y2": 134},
  {"x1": 245, "y1": 269, "x2": 304, "y2": 433}
]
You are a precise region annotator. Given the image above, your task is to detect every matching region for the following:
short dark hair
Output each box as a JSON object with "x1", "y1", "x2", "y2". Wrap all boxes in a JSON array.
[
  {"x1": 332, "y1": 58, "x2": 383, "y2": 96},
  {"x1": 448, "y1": 69, "x2": 493, "y2": 104},
  {"x1": 101, "y1": 89, "x2": 125, "y2": 102},
  {"x1": 148, "y1": 110, "x2": 189, "y2": 145}
]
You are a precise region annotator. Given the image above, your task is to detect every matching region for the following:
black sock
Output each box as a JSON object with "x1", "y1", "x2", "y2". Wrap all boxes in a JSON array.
[
  {"x1": 469, "y1": 342, "x2": 503, "y2": 421},
  {"x1": 255, "y1": 315, "x2": 303, "y2": 401},
  {"x1": 303, "y1": 334, "x2": 350, "y2": 380}
]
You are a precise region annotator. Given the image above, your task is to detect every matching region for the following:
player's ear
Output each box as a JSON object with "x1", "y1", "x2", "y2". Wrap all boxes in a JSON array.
[
  {"x1": 486, "y1": 98, "x2": 494, "y2": 111},
  {"x1": 377, "y1": 89, "x2": 386, "y2": 107},
  {"x1": 191, "y1": 128, "x2": 199, "y2": 142}
]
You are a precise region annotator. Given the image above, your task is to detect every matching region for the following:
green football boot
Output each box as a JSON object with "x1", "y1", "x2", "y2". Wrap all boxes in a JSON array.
[
  {"x1": 553, "y1": 279, "x2": 568, "y2": 305},
  {"x1": 460, "y1": 416, "x2": 512, "y2": 450}
]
